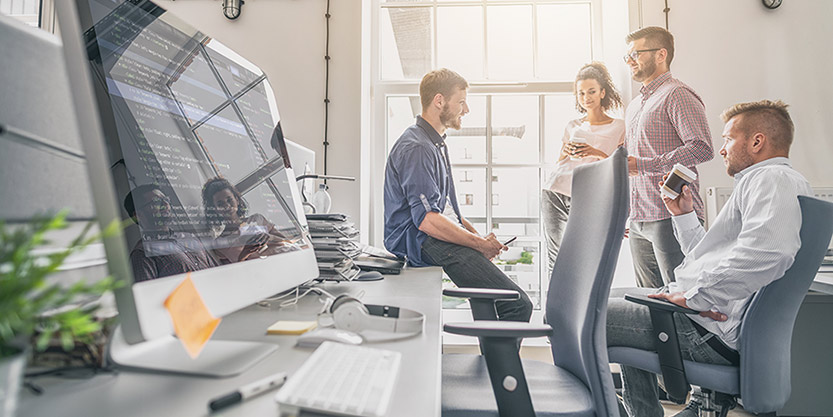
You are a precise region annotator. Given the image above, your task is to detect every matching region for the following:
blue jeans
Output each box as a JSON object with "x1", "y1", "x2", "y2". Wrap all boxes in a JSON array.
[
  {"x1": 607, "y1": 288, "x2": 733, "y2": 417},
  {"x1": 421, "y1": 237, "x2": 533, "y2": 322},
  {"x1": 542, "y1": 189, "x2": 571, "y2": 278}
]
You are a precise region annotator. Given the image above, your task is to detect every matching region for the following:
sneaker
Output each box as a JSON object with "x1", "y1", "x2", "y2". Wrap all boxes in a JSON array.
[{"x1": 671, "y1": 400, "x2": 700, "y2": 417}]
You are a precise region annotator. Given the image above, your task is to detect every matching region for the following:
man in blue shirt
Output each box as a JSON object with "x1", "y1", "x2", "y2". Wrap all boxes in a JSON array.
[{"x1": 383, "y1": 69, "x2": 532, "y2": 322}]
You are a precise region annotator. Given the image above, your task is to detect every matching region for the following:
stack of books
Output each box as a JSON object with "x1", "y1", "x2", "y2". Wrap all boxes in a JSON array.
[{"x1": 306, "y1": 213, "x2": 362, "y2": 281}]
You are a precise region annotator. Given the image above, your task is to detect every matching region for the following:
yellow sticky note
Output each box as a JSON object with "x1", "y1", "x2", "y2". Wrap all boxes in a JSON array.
[
  {"x1": 164, "y1": 273, "x2": 221, "y2": 358},
  {"x1": 267, "y1": 320, "x2": 318, "y2": 335}
]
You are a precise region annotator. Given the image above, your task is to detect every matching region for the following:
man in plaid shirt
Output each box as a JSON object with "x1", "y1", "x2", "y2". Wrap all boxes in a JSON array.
[{"x1": 623, "y1": 27, "x2": 714, "y2": 289}]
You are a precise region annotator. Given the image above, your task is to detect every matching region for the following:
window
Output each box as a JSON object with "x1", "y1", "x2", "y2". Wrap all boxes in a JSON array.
[
  {"x1": 371, "y1": 0, "x2": 625, "y2": 323},
  {"x1": 1, "y1": 0, "x2": 41, "y2": 27}
]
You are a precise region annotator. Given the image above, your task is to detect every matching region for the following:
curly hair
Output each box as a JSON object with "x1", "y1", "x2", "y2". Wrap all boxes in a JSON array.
[
  {"x1": 573, "y1": 62, "x2": 622, "y2": 114},
  {"x1": 201, "y1": 177, "x2": 248, "y2": 225}
]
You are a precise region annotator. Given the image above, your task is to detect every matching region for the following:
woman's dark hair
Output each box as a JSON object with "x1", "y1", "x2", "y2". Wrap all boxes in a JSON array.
[
  {"x1": 574, "y1": 62, "x2": 623, "y2": 114},
  {"x1": 201, "y1": 177, "x2": 247, "y2": 224}
]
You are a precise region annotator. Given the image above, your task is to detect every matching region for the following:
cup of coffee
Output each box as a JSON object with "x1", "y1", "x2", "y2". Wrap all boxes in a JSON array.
[
  {"x1": 661, "y1": 164, "x2": 697, "y2": 199},
  {"x1": 569, "y1": 137, "x2": 587, "y2": 161}
]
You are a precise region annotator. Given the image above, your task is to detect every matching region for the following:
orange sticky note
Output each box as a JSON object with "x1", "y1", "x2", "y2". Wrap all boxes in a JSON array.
[{"x1": 164, "y1": 273, "x2": 221, "y2": 358}]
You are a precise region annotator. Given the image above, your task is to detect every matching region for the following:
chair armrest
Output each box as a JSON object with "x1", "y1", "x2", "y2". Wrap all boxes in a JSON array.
[
  {"x1": 443, "y1": 287, "x2": 520, "y2": 300},
  {"x1": 623, "y1": 293, "x2": 693, "y2": 403},
  {"x1": 444, "y1": 321, "x2": 552, "y2": 339},
  {"x1": 445, "y1": 321, "x2": 549, "y2": 417},
  {"x1": 625, "y1": 293, "x2": 698, "y2": 314},
  {"x1": 443, "y1": 288, "x2": 520, "y2": 321}
]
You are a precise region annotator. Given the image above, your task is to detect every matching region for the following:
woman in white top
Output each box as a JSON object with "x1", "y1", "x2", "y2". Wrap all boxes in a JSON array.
[
  {"x1": 542, "y1": 62, "x2": 625, "y2": 275},
  {"x1": 201, "y1": 177, "x2": 292, "y2": 264}
]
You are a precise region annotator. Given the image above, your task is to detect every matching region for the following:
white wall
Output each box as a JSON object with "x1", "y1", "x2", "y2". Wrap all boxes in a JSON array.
[
  {"x1": 159, "y1": 0, "x2": 833, "y2": 242},
  {"x1": 633, "y1": 0, "x2": 833, "y2": 192},
  {"x1": 160, "y1": 0, "x2": 364, "y2": 226}
]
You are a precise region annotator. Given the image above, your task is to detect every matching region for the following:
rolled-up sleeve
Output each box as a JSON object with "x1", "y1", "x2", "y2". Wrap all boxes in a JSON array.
[{"x1": 396, "y1": 145, "x2": 442, "y2": 228}]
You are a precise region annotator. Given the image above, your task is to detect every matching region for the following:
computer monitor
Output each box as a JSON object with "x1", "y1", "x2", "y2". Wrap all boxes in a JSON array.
[
  {"x1": 55, "y1": 0, "x2": 319, "y2": 376},
  {"x1": 284, "y1": 139, "x2": 316, "y2": 213}
]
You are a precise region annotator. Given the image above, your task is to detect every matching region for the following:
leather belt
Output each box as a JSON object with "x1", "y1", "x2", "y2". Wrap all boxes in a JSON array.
[{"x1": 690, "y1": 321, "x2": 740, "y2": 366}]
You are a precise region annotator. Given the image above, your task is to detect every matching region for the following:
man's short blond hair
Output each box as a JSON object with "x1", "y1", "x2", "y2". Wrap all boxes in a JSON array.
[
  {"x1": 721, "y1": 100, "x2": 794, "y2": 151},
  {"x1": 626, "y1": 26, "x2": 675, "y2": 67},
  {"x1": 419, "y1": 68, "x2": 468, "y2": 111}
]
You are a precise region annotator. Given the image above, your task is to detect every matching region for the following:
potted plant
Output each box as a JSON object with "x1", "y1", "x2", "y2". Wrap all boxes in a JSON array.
[{"x1": 0, "y1": 211, "x2": 119, "y2": 416}]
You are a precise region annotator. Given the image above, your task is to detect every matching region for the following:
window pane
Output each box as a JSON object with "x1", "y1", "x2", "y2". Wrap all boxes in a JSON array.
[
  {"x1": 380, "y1": 7, "x2": 433, "y2": 80},
  {"x1": 487, "y1": 5, "x2": 533, "y2": 80},
  {"x1": 236, "y1": 79, "x2": 280, "y2": 160},
  {"x1": 194, "y1": 105, "x2": 263, "y2": 182},
  {"x1": 491, "y1": 167, "x2": 540, "y2": 235},
  {"x1": 437, "y1": 6, "x2": 484, "y2": 81},
  {"x1": 168, "y1": 50, "x2": 229, "y2": 125},
  {"x1": 491, "y1": 95, "x2": 539, "y2": 164},
  {"x1": 536, "y1": 4, "x2": 592, "y2": 80},
  {"x1": 446, "y1": 95, "x2": 486, "y2": 164},
  {"x1": 544, "y1": 94, "x2": 581, "y2": 165},
  {"x1": 452, "y1": 167, "x2": 486, "y2": 219},
  {"x1": 204, "y1": 39, "x2": 265, "y2": 97},
  {"x1": 496, "y1": 239, "x2": 542, "y2": 309},
  {"x1": 1, "y1": 0, "x2": 42, "y2": 27},
  {"x1": 386, "y1": 96, "x2": 420, "y2": 153}
]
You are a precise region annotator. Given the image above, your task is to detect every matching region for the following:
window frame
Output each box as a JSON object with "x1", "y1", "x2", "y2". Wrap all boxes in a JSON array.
[{"x1": 369, "y1": 0, "x2": 607, "y2": 333}]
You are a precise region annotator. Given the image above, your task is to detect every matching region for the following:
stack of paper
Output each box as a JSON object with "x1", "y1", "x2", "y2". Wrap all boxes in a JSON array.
[{"x1": 306, "y1": 213, "x2": 362, "y2": 281}]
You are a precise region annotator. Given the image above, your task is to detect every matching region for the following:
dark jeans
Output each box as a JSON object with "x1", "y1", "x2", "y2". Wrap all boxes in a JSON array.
[
  {"x1": 628, "y1": 218, "x2": 686, "y2": 288},
  {"x1": 421, "y1": 236, "x2": 533, "y2": 322},
  {"x1": 607, "y1": 288, "x2": 733, "y2": 417}
]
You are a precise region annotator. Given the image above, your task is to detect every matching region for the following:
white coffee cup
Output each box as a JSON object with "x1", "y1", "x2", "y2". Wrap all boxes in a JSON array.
[{"x1": 661, "y1": 164, "x2": 697, "y2": 199}]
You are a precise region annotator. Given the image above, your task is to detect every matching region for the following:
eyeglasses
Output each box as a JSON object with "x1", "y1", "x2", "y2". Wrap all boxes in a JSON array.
[{"x1": 623, "y1": 48, "x2": 661, "y2": 63}]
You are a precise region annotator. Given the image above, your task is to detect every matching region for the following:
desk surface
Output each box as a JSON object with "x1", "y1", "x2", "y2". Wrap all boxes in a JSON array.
[
  {"x1": 18, "y1": 267, "x2": 443, "y2": 417},
  {"x1": 812, "y1": 271, "x2": 833, "y2": 295}
]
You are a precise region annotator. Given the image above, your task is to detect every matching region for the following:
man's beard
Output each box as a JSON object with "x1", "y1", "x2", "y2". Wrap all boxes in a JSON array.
[
  {"x1": 440, "y1": 104, "x2": 462, "y2": 130},
  {"x1": 726, "y1": 150, "x2": 755, "y2": 176},
  {"x1": 632, "y1": 59, "x2": 656, "y2": 83}
]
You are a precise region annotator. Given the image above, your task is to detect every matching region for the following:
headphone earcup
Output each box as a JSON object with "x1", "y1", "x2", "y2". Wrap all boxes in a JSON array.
[
  {"x1": 331, "y1": 296, "x2": 368, "y2": 332},
  {"x1": 329, "y1": 294, "x2": 357, "y2": 314}
]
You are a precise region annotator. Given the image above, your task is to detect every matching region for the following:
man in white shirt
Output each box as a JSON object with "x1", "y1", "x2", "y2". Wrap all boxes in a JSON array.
[{"x1": 607, "y1": 99, "x2": 812, "y2": 417}]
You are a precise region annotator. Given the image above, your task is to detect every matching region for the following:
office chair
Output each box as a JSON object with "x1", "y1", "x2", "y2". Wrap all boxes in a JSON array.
[
  {"x1": 441, "y1": 147, "x2": 629, "y2": 417},
  {"x1": 608, "y1": 196, "x2": 833, "y2": 417}
]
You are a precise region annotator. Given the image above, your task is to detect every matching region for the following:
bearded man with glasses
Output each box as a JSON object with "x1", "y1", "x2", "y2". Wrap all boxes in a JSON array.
[{"x1": 621, "y1": 27, "x2": 714, "y2": 291}]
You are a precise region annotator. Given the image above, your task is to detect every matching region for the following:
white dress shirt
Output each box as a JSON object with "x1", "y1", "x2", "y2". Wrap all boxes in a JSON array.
[{"x1": 667, "y1": 157, "x2": 812, "y2": 349}]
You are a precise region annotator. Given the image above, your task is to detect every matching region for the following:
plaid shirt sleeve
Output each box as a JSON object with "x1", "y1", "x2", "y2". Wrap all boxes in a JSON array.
[{"x1": 634, "y1": 87, "x2": 714, "y2": 174}]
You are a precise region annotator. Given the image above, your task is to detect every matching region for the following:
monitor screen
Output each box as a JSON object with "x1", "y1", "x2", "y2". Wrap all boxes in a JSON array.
[
  {"x1": 57, "y1": 1, "x2": 319, "y2": 373},
  {"x1": 80, "y1": 0, "x2": 311, "y2": 282}
]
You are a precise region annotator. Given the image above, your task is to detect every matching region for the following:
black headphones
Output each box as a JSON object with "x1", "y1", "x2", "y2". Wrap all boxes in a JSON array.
[{"x1": 328, "y1": 294, "x2": 424, "y2": 336}]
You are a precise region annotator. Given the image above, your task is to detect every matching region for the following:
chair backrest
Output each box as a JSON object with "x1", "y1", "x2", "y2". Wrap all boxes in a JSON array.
[
  {"x1": 738, "y1": 196, "x2": 833, "y2": 413},
  {"x1": 546, "y1": 146, "x2": 629, "y2": 417}
]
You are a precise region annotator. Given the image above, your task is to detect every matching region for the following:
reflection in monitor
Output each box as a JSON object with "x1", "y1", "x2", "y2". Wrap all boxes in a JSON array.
[{"x1": 56, "y1": 0, "x2": 318, "y2": 376}]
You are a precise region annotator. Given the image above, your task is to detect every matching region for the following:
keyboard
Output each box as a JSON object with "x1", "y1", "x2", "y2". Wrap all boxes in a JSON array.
[{"x1": 275, "y1": 341, "x2": 402, "y2": 417}]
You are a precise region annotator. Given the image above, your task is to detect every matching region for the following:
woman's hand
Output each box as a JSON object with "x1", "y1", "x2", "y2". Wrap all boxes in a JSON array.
[
  {"x1": 558, "y1": 142, "x2": 571, "y2": 162},
  {"x1": 566, "y1": 142, "x2": 607, "y2": 160}
]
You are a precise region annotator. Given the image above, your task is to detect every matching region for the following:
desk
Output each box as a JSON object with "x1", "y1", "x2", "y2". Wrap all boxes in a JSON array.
[
  {"x1": 810, "y1": 271, "x2": 833, "y2": 295},
  {"x1": 18, "y1": 267, "x2": 443, "y2": 417}
]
